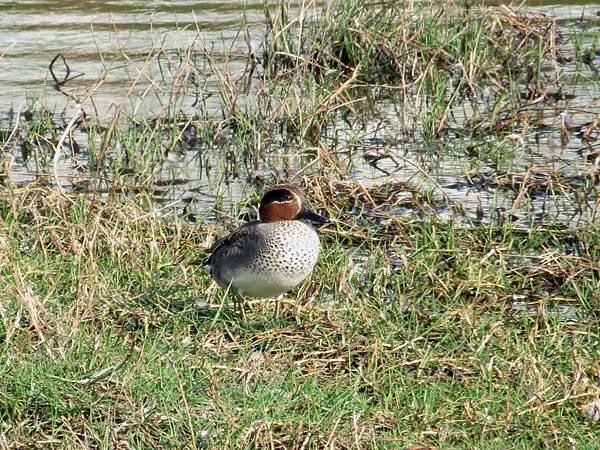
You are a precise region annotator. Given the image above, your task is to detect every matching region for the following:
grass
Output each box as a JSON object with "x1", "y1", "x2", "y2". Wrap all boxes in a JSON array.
[
  {"x1": 0, "y1": 183, "x2": 598, "y2": 448},
  {"x1": 1, "y1": 0, "x2": 600, "y2": 448}
]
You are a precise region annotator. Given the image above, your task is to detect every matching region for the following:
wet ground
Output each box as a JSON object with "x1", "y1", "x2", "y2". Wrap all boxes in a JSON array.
[{"x1": 0, "y1": 1, "x2": 599, "y2": 227}]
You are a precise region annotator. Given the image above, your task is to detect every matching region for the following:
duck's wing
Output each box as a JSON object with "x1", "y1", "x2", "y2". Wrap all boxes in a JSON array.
[{"x1": 204, "y1": 220, "x2": 260, "y2": 268}]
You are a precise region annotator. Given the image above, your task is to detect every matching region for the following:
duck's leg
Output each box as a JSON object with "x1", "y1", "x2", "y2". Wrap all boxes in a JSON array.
[
  {"x1": 274, "y1": 294, "x2": 284, "y2": 318},
  {"x1": 235, "y1": 295, "x2": 247, "y2": 320}
]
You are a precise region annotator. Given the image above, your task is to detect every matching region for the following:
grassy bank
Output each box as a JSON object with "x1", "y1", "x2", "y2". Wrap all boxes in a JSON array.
[
  {"x1": 1, "y1": 0, "x2": 599, "y2": 448},
  {"x1": 0, "y1": 184, "x2": 598, "y2": 448}
]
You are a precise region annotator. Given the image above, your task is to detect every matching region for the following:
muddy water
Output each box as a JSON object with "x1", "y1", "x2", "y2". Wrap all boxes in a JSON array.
[
  {"x1": 0, "y1": 0, "x2": 266, "y2": 115},
  {"x1": 0, "y1": 1, "x2": 599, "y2": 227}
]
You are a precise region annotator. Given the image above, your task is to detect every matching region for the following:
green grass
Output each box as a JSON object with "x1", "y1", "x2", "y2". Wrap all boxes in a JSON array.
[{"x1": 0, "y1": 186, "x2": 598, "y2": 448}]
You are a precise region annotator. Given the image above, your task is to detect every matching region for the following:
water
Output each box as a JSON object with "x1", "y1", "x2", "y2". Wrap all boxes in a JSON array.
[
  {"x1": 0, "y1": 0, "x2": 599, "y2": 227},
  {"x1": 0, "y1": 0, "x2": 267, "y2": 115}
]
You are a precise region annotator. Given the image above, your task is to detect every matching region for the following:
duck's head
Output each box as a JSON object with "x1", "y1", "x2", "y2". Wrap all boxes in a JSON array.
[{"x1": 258, "y1": 185, "x2": 329, "y2": 224}]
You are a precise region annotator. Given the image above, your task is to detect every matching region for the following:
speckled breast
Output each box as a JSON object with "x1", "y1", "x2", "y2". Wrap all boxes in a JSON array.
[
  {"x1": 219, "y1": 220, "x2": 321, "y2": 298},
  {"x1": 251, "y1": 220, "x2": 321, "y2": 278}
]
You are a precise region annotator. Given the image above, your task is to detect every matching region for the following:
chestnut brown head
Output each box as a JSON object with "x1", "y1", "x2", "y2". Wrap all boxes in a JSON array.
[{"x1": 258, "y1": 185, "x2": 328, "y2": 224}]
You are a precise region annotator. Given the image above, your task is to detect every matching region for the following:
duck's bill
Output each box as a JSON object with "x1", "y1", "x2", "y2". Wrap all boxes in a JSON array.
[{"x1": 297, "y1": 207, "x2": 329, "y2": 224}]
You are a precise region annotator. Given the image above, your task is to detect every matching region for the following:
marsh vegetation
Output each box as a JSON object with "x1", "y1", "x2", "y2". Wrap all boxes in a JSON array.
[{"x1": 0, "y1": 0, "x2": 599, "y2": 448}]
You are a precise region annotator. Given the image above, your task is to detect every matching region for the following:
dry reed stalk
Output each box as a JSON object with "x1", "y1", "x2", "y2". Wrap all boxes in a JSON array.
[{"x1": 11, "y1": 265, "x2": 47, "y2": 343}]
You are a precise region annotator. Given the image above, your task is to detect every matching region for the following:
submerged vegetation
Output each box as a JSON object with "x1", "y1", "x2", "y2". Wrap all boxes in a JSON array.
[{"x1": 1, "y1": 0, "x2": 599, "y2": 448}]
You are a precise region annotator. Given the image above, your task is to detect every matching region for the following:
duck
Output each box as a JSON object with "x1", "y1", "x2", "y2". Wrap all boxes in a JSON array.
[{"x1": 205, "y1": 185, "x2": 328, "y2": 299}]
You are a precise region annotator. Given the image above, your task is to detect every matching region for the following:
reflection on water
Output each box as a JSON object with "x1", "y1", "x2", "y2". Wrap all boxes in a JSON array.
[
  {"x1": 0, "y1": 1, "x2": 599, "y2": 227},
  {"x1": 0, "y1": 0, "x2": 267, "y2": 116}
]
